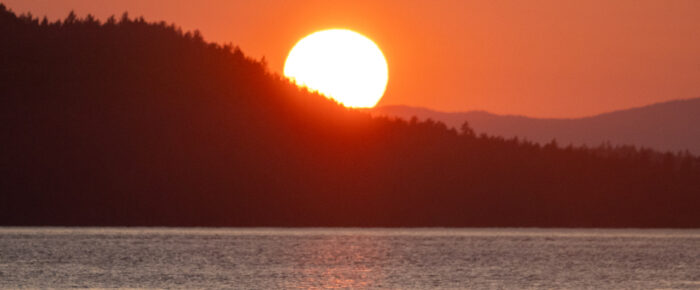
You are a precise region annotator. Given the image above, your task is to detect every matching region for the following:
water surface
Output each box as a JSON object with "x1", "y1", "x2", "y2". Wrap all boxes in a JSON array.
[{"x1": 1, "y1": 228, "x2": 698, "y2": 288}]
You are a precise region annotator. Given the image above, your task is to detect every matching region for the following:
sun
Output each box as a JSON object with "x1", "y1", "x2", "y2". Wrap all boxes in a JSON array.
[{"x1": 284, "y1": 29, "x2": 389, "y2": 108}]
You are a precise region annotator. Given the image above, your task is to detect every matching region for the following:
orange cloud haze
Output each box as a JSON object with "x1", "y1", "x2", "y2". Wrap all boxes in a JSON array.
[{"x1": 5, "y1": 0, "x2": 700, "y2": 117}]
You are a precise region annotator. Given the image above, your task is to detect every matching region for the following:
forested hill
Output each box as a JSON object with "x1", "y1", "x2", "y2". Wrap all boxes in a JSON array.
[{"x1": 1, "y1": 5, "x2": 699, "y2": 227}]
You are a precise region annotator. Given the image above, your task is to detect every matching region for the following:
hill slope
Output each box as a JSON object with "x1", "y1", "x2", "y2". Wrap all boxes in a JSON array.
[
  {"x1": 1, "y1": 6, "x2": 699, "y2": 227},
  {"x1": 374, "y1": 99, "x2": 700, "y2": 154}
]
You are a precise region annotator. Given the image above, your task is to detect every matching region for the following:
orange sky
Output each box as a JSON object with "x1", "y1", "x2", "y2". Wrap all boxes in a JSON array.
[{"x1": 5, "y1": 0, "x2": 700, "y2": 118}]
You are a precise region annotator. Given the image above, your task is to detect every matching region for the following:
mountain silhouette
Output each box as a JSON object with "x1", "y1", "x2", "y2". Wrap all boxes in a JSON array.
[
  {"x1": 1, "y1": 5, "x2": 699, "y2": 227},
  {"x1": 374, "y1": 98, "x2": 700, "y2": 154}
]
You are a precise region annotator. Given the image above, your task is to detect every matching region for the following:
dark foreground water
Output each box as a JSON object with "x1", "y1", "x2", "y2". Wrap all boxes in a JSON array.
[{"x1": 0, "y1": 228, "x2": 698, "y2": 289}]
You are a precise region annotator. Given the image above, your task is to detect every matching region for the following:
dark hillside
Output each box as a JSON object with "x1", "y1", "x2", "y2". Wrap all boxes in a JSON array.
[{"x1": 1, "y1": 6, "x2": 699, "y2": 227}]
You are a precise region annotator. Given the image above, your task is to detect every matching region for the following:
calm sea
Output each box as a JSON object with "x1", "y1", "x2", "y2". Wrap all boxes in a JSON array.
[{"x1": 0, "y1": 228, "x2": 698, "y2": 289}]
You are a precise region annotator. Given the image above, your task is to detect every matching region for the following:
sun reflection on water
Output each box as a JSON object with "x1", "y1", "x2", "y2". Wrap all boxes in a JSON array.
[{"x1": 283, "y1": 235, "x2": 390, "y2": 289}]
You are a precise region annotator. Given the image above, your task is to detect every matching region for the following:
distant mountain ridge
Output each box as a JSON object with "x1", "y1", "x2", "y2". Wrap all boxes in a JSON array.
[{"x1": 373, "y1": 98, "x2": 700, "y2": 154}]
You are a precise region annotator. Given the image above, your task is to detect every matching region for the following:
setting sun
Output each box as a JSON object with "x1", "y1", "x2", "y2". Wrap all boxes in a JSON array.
[{"x1": 283, "y1": 29, "x2": 388, "y2": 108}]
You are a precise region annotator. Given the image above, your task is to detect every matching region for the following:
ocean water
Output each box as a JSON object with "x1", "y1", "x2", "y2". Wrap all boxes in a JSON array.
[{"x1": 0, "y1": 228, "x2": 698, "y2": 289}]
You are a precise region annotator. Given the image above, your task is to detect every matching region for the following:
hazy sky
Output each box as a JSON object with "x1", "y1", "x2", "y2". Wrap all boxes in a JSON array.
[{"x1": 5, "y1": 0, "x2": 700, "y2": 117}]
